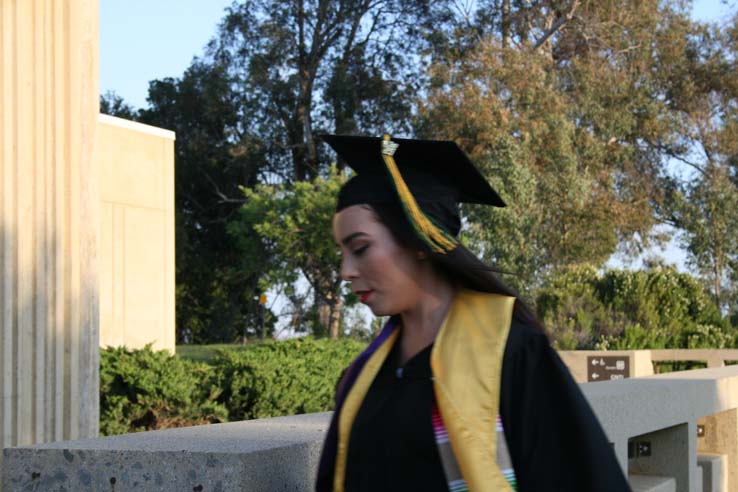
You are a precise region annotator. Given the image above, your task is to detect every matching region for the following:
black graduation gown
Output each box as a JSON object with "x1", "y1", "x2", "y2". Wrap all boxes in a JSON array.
[{"x1": 343, "y1": 319, "x2": 631, "y2": 492}]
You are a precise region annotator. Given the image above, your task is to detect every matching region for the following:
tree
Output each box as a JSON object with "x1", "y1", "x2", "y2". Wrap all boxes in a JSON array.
[
  {"x1": 666, "y1": 165, "x2": 738, "y2": 312},
  {"x1": 417, "y1": 1, "x2": 738, "y2": 301},
  {"x1": 208, "y1": 0, "x2": 442, "y2": 182},
  {"x1": 651, "y1": 13, "x2": 738, "y2": 313},
  {"x1": 133, "y1": 0, "x2": 453, "y2": 341},
  {"x1": 417, "y1": 3, "x2": 667, "y2": 287},
  {"x1": 229, "y1": 170, "x2": 347, "y2": 338},
  {"x1": 100, "y1": 90, "x2": 137, "y2": 119}
]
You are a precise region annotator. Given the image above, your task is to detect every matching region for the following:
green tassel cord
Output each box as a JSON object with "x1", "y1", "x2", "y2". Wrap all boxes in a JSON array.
[{"x1": 380, "y1": 134, "x2": 459, "y2": 254}]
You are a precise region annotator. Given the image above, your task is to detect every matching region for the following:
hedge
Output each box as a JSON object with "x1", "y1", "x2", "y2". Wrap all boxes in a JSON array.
[
  {"x1": 212, "y1": 337, "x2": 366, "y2": 420},
  {"x1": 100, "y1": 345, "x2": 228, "y2": 436},
  {"x1": 100, "y1": 337, "x2": 366, "y2": 435}
]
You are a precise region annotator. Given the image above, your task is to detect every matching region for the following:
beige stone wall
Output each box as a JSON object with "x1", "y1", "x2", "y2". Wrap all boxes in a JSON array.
[
  {"x1": 0, "y1": 0, "x2": 100, "y2": 447},
  {"x1": 97, "y1": 114, "x2": 175, "y2": 353}
]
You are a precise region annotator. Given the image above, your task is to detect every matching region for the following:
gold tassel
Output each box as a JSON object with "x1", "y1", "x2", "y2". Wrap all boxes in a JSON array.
[{"x1": 380, "y1": 135, "x2": 458, "y2": 254}]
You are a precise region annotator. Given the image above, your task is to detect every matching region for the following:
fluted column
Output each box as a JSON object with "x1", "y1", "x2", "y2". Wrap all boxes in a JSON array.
[{"x1": 0, "y1": 0, "x2": 100, "y2": 450}]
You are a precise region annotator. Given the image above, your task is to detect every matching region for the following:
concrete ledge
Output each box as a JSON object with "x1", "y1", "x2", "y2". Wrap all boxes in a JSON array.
[
  {"x1": 629, "y1": 474, "x2": 677, "y2": 492},
  {"x1": 2, "y1": 413, "x2": 330, "y2": 491}
]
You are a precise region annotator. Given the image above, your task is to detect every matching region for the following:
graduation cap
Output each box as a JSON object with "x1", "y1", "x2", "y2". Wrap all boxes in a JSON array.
[{"x1": 320, "y1": 134, "x2": 505, "y2": 254}]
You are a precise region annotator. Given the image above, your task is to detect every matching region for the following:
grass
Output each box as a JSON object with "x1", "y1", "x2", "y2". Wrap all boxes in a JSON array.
[
  {"x1": 176, "y1": 340, "x2": 277, "y2": 362},
  {"x1": 176, "y1": 344, "x2": 244, "y2": 363}
]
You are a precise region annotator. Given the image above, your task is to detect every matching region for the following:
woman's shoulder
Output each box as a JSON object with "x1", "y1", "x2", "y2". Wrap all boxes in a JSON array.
[{"x1": 504, "y1": 316, "x2": 550, "y2": 362}]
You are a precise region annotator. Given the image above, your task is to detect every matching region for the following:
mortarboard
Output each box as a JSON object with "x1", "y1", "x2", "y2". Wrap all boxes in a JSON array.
[{"x1": 320, "y1": 134, "x2": 505, "y2": 254}]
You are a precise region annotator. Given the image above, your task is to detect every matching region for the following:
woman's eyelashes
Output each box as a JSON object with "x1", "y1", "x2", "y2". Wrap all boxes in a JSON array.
[{"x1": 353, "y1": 245, "x2": 369, "y2": 256}]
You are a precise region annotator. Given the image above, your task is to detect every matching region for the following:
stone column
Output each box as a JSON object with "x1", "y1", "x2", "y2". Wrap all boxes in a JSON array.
[{"x1": 0, "y1": 0, "x2": 100, "y2": 453}]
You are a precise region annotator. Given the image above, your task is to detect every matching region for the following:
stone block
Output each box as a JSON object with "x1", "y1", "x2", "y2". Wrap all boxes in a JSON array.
[
  {"x1": 2, "y1": 413, "x2": 331, "y2": 492},
  {"x1": 629, "y1": 474, "x2": 677, "y2": 492},
  {"x1": 628, "y1": 423, "x2": 692, "y2": 492}
]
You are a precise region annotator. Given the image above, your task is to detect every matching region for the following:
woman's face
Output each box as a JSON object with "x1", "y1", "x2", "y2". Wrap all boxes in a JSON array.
[{"x1": 333, "y1": 205, "x2": 426, "y2": 316}]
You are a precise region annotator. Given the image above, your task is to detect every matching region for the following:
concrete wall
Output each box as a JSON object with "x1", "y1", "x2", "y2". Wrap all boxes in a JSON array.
[
  {"x1": 97, "y1": 114, "x2": 175, "y2": 353},
  {"x1": 0, "y1": 0, "x2": 100, "y2": 452}
]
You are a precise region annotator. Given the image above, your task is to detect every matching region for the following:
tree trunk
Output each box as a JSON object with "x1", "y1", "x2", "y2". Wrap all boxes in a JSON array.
[
  {"x1": 329, "y1": 295, "x2": 344, "y2": 339},
  {"x1": 316, "y1": 287, "x2": 344, "y2": 339},
  {"x1": 713, "y1": 255, "x2": 722, "y2": 311},
  {"x1": 317, "y1": 301, "x2": 332, "y2": 337},
  {"x1": 501, "y1": 0, "x2": 511, "y2": 48}
]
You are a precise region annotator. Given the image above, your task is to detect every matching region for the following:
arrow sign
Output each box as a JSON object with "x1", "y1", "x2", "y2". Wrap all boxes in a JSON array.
[{"x1": 587, "y1": 355, "x2": 631, "y2": 382}]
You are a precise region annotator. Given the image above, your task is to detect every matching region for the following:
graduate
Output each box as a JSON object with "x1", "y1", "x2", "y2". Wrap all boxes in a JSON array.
[{"x1": 316, "y1": 134, "x2": 631, "y2": 492}]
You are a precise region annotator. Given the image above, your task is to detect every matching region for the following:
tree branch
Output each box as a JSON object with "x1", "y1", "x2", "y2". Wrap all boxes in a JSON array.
[{"x1": 532, "y1": 0, "x2": 580, "y2": 51}]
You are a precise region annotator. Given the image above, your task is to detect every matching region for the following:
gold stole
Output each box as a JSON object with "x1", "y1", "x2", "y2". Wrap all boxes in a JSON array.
[{"x1": 333, "y1": 290, "x2": 515, "y2": 492}]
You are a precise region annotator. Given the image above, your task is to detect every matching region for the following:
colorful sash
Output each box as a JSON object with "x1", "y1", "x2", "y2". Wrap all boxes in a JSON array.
[{"x1": 432, "y1": 405, "x2": 518, "y2": 491}]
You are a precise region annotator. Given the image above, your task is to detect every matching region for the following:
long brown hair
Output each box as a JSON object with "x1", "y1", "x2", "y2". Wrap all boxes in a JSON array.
[{"x1": 367, "y1": 203, "x2": 545, "y2": 333}]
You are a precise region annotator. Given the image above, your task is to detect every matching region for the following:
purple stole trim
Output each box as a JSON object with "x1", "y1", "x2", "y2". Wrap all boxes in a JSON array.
[{"x1": 316, "y1": 317, "x2": 400, "y2": 491}]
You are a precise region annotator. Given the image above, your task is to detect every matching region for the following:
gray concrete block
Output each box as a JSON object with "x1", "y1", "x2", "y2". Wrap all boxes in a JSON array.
[
  {"x1": 2, "y1": 413, "x2": 332, "y2": 492},
  {"x1": 628, "y1": 424, "x2": 692, "y2": 492},
  {"x1": 629, "y1": 474, "x2": 677, "y2": 492}
]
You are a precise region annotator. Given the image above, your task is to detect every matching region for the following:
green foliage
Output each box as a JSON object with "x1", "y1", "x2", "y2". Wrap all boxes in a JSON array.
[
  {"x1": 100, "y1": 91, "x2": 137, "y2": 119},
  {"x1": 419, "y1": 34, "x2": 656, "y2": 291},
  {"x1": 212, "y1": 337, "x2": 365, "y2": 420},
  {"x1": 99, "y1": 346, "x2": 228, "y2": 436},
  {"x1": 176, "y1": 344, "x2": 241, "y2": 363},
  {"x1": 102, "y1": 339, "x2": 366, "y2": 434},
  {"x1": 537, "y1": 266, "x2": 733, "y2": 350},
  {"x1": 666, "y1": 164, "x2": 738, "y2": 312},
  {"x1": 229, "y1": 171, "x2": 347, "y2": 337}
]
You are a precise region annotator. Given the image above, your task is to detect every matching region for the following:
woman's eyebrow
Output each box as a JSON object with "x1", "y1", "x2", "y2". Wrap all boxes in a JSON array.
[{"x1": 340, "y1": 232, "x2": 368, "y2": 246}]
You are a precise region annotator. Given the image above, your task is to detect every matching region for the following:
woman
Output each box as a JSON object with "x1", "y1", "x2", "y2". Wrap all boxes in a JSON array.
[{"x1": 316, "y1": 134, "x2": 630, "y2": 492}]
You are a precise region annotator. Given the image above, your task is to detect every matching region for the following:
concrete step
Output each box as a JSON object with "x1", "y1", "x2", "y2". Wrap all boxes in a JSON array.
[{"x1": 629, "y1": 474, "x2": 677, "y2": 492}]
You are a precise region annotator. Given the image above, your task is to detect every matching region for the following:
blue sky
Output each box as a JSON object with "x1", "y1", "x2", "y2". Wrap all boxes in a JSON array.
[
  {"x1": 100, "y1": 0, "x2": 234, "y2": 108},
  {"x1": 99, "y1": 0, "x2": 736, "y2": 273}
]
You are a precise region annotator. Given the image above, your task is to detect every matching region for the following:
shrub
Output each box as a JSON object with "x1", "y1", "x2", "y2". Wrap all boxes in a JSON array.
[
  {"x1": 100, "y1": 345, "x2": 228, "y2": 436},
  {"x1": 213, "y1": 337, "x2": 365, "y2": 420},
  {"x1": 536, "y1": 265, "x2": 734, "y2": 350}
]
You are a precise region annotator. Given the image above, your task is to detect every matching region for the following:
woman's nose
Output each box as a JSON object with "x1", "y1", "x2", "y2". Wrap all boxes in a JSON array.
[{"x1": 340, "y1": 255, "x2": 358, "y2": 281}]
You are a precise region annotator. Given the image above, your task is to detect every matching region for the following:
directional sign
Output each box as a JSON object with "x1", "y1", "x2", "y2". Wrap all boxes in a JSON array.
[{"x1": 587, "y1": 355, "x2": 630, "y2": 382}]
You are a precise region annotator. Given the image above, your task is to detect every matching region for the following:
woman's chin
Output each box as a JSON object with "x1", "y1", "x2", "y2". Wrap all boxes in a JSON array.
[
  {"x1": 369, "y1": 304, "x2": 400, "y2": 318},
  {"x1": 368, "y1": 304, "x2": 390, "y2": 317}
]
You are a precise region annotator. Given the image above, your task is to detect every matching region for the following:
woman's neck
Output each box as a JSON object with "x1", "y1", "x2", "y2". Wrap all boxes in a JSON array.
[{"x1": 398, "y1": 278, "x2": 457, "y2": 365}]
